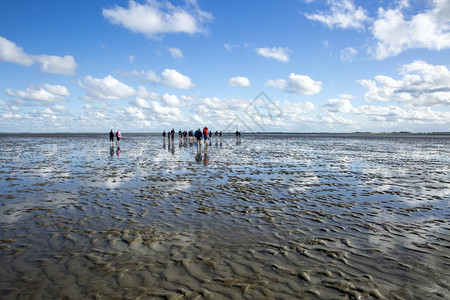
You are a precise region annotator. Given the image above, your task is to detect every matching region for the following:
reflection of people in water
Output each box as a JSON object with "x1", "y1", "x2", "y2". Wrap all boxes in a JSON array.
[
  {"x1": 170, "y1": 141, "x2": 175, "y2": 155},
  {"x1": 195, "y1": 146, "x2": 202, "y2": 163},
  {"x1": 116, "y1": 147, "x2": 121, "y2": 157},
  {"x1": 203, "y1": 146, "x2": 209, "y2": 166},
  {"x1": 110, "y1": 146, "x2": 114, "y2": 157}
]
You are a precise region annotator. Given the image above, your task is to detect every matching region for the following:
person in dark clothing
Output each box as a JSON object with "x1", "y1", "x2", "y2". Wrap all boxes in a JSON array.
[{"x1": 109, "y1": 129, "x2": 114, "y2": 146}]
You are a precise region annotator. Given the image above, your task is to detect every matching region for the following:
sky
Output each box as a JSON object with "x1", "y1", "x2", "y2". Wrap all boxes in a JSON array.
[{"x1": 0, "y1": 0, "x2": 449, "y2": 133}]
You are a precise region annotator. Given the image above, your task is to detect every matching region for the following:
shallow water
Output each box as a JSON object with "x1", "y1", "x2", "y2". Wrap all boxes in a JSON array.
[{"x1": 0, "y1": 133, "x2": 449, "y2": 299}]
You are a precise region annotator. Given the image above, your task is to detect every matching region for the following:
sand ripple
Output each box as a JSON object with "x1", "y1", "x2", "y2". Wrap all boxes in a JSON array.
[{"x1": 0, "y1": 134, "x2": 449, "y2": 299}]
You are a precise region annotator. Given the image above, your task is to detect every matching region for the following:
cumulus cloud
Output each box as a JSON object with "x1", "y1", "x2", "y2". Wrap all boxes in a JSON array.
[
  {"x1": 371, "y1": 2, "x2": 450, "y2": 59},
  {"x1": 354, "y1": 105, "x2": 450, "y2": 125},
  {"x1": 161, "y1": 93, "x2": 180, "y2": 106},
  {"x1": 126, "y1": 105, "x2": 146, "y2": 120},
  {"x1": 136, "y1": 85, "x2": 159, "y2": 99},
  {"x1": 305, "y1": 0, "x2": 369, "y2": 29},
  {"x1": 33, "y1": 55, "x2": 77, "y2": 75},
  {"x1": 305, "y1": 1, "x2": 450, "y2": 59},
  {"x1": 0, "y1": 36, "x2": 34, "y2": 66},
  {"x1": 146, "y1": 68, "x2": 194, "y2": 89},
  {"x1": 324, "y1": 98, "x2": 354, "y2": 113},
  {"x1": 266, "y1": 73, "x2": 322, "y2": 95},
  {"x1": 0, "y1": 36, "x2": 77, "y2": 75},
  {"x1": 359, "y1": 60, "x2": 450, "y2": 106},
  {"x1": 256, "y1": 47, "x2": 290, "y2": 63},
  {"x1": 168, "y1": 47, "x2": 183, "y2": 58},
  {"x1": 134, "y1": 97, "x2": 151, "y2": 109},
  {"x1": 102, "y1": 0, "x2": 213, "y2": 38},
  {"x1": 281, "y1": 100, "x2": 316, "y2": 120},
  {"x1": 229, "y1": 76, "x2": 250, "y2": 87},
  {"x1": 6, "y1": 84, "x2": 70, "y2": 103},
  {"x1": 319, "y1": 92, "x2": 450, "y2": 129},
  {"x1": 147, "y1": 101, "x2": 182, "y2": 118},
  {"x1": 79, "y1": 75, "x2": 135, "y2": 101}
]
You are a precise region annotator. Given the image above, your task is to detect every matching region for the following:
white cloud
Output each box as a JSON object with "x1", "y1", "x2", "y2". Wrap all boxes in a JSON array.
[
  {"x1": 148, "y1": 101, "x2": 182, "y2": 117},
  {"x1": 0, "y1": 100, "x2": 7, "y2": 106},
  {"x1": 256, "y1": 47, "x2": 290, "y2": 63},
  {"x1": 305, "y1": 0, "x2": 369, "y2": 29},
  {"x1": 168, "y1": 47, "x2": 183, "y2": 58},
  {"x1": 0, "y1": 36, "x2": 77, "y2": 75},
  {"x1": 134, "y1": 97, "x2": 151, "y2": 109},
  {"x1": 340, "y1": 47, "x2": 358, "y2": 61},
  {"x1": 136, "y1": 85, "x2": 159, "y2": 99},
  {"x1": 145, "y1": 70, "x2": 160, "y2": 82},
  {"x1": 281, "y1": 100, "x2": 316, "y2": 119},
  {"x1": 52, "y1": 105, "x2": 68, "y2": 112},
  {"x1": 338, "y1": 93, "x2": 355, "y2": 99},
  {"x1": 192, "y1": 114, "x2": 204, "y2": 123},
  {"x1": 79, "y1": 75, "x2": 135, "y2": 101},
  {"x1": 126, "y1": 106, "x2": 146, "y2": 119},
  {"x1": 359, "y1": 60, "x2": 450, "y2": 106},
  {"x1": 41, "y1": 84, "x2": 70, "y2": 96},
  {"x1": 266, "y1": 73, "x2": 322, "y2": 95},
  {"x1": 161, "y1": 69, "x2": 194, "y2": 89},
  {"x1": 2, "y1": 112, "x2": 21, "y2": 119},
  {"x1": 0, "y1": 36, "x2": 34, "y2": 66},
  {"x1": 354, "y1": 105, "x2": 450, "y2": 125},
  {"x1": 146, "y1": 68, "x2": 194, "y2": 89},
  {"x1": 33, "y1": 55, "x2": 77, "y2": 75},
  {"x1": 6, "y1": 84, "x2": 70, "y2": 103},
  {"x1": 102, "y1": 0, "x2": 213, "y2": 38},
  {"x1": 229, "y1": 76, "x2": 250, "y2": 87},
  {"x1": 324, "y1": 98, "x2": 354, "y2": 113},
  {"x1": 371, "y1": 2, "x2": 450, "y2": 59},
  {"x1": 129, "y1": 55, "x2": 135, "y2": 63},
  {"x1": 161, "y1": 93, "x2": 180, "y2": 106}
]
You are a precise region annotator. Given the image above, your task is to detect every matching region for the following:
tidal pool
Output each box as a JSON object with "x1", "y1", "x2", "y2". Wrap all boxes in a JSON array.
[{"x1": 0, "y1": 133, "x2": 449, "y2": 299}]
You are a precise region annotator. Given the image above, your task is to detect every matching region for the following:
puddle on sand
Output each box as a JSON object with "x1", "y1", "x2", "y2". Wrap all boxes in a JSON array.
[{"x1": 0, "y1": 133, "x2": 449, "y2": 299}]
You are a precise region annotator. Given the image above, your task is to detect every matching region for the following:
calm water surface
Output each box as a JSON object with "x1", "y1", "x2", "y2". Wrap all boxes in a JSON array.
[{"x1": 0, "y1": 134, "x2": 449, "y2": 299}]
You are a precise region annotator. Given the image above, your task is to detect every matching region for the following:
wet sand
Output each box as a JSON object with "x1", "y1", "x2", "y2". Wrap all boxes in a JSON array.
[{"x1": 0, "y1": 133, "x2": 449, "y2": 299}]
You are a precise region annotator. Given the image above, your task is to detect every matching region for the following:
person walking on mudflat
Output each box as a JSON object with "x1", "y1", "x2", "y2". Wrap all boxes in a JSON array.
[
  {"x1": 109, "y1": 129, "x2": 114, "y2": 146},
  {"x1": 116, "y1": 130, "x2": 122, "y2": 147}
]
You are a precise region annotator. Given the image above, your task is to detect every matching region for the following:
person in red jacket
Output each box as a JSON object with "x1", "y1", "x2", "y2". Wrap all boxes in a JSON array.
[{"x1": 203, "y1": 126, "x2": 209, "y2": 141}]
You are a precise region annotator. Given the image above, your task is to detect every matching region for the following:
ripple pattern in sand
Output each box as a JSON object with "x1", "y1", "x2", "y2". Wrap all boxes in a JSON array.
[{"x1": 0, "y1": 134, "x2": 449, "y2": 299}]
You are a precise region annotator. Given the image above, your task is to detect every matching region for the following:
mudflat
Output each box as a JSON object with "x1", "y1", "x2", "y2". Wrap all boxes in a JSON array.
[{"x1": 0, "y1": 133, "x2": 449, "y2": 299}]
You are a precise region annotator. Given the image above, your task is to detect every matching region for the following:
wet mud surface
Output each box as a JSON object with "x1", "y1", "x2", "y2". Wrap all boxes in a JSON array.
[{"x1": 0, "y1": 134, "x2": 449, "y2": 299}]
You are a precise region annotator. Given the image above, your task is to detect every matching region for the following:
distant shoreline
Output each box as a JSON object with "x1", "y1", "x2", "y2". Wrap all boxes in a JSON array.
[{"x1": 1, "y1": 132, "x2": 449, "y2": 136}]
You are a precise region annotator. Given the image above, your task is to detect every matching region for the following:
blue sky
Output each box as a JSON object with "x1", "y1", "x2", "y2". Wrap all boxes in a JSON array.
[{"x1": 0, "y1": 0, "x2": 449, "y2": 133}]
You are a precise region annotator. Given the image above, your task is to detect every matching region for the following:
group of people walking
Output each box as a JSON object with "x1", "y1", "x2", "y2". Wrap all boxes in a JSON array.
[
  {"x1": 108, "y1": 128, "x2": 241, "y2": 148},
  {"x1": 109, "y1": 129, "x2": 122, "y2": 147},
  {"x1": 163, "y1": 127, "x2": 223, "y2": 145}
]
